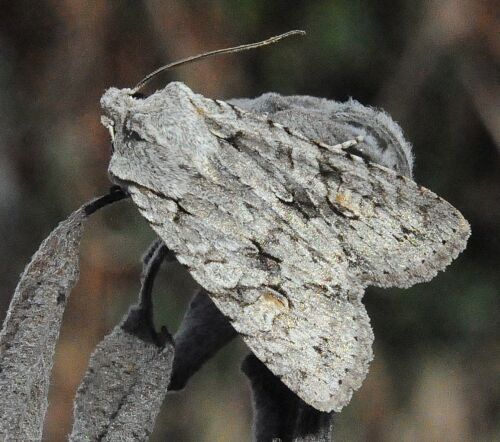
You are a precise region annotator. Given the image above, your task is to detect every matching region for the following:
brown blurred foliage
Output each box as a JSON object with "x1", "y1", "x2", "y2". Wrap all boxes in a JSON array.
[{"x1": 0, "y1": 1, "x2": 498, "y2": 441}]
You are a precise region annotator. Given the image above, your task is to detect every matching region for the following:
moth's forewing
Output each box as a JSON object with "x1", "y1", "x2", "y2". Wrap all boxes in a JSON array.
[
  {"x1": 125, "y1": 184, "x2": 374, "y2": 412},
  {"x1": 101, "y1": 82, "x2": 470, "y2": 412}
]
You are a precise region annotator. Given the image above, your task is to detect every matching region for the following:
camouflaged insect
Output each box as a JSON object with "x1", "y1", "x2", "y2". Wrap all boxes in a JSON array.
[{"x1": 100, "y1": 81, "x2": 470, "y2": 412}]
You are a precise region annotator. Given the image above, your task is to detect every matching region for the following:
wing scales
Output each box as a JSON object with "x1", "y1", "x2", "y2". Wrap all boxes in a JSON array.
[{"x1": 108, "y1": 83, "x2": 469, "y2": 411}]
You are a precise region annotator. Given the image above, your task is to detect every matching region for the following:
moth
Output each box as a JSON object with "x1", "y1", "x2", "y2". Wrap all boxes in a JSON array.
[{"x1": 100, "y1": 32, "x2": 470, "y2": 412}]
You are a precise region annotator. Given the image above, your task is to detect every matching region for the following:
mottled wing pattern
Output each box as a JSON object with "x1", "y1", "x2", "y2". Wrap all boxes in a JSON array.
[
  {"x1": 193, "y1": 93, "x2": 470, "y2": 289},
  {"x1": 103, "y1": 83, "x2": 470, "y2": 411}
]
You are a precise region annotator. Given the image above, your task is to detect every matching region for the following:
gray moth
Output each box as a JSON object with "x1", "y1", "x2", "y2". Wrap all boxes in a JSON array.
[{"x1": 100, "y1": 80, "x2": 470, "y2": 412}]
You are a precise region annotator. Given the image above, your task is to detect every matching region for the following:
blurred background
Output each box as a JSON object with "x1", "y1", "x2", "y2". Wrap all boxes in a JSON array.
[{"x1": 0, "y1": 1, "x2": 498, "y2": 441}]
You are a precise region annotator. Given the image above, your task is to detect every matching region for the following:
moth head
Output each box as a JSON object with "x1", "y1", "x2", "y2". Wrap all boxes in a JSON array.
[
  {"x1": 100, "y1": 82, "x2": 220, "y2": 199},
  {"x1": 100, "y1": 31, "x2": 306, "y2": 197},
  {"x1": 100, "y1": 87, "x2": 135, "y2": 142}
]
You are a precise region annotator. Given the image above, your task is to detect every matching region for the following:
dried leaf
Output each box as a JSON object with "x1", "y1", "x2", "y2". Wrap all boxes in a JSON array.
[
  {"x1": 0, "y1": 190, "x2": 126, "y2": 441},
  {"x1": 70, "y1": 326, "x2": 173, "y2": 441},
  {"x1": 0, "y1": 208, "x2": 86, "y2": 440},
  {"x1": 70, "y1": 242, "x2": 173, "y2": 442}
]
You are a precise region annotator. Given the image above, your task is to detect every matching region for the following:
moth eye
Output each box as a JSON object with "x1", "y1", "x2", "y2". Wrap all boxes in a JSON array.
[
  {"x1": 123, "y1": 122, "x2": 145, "y2": 142},
  {"x1": 123, "y1": 116, "x2": 146, "y2": 142},
  {"x1": 124, "y1": 128, "x2": 144, "y2": 142}
]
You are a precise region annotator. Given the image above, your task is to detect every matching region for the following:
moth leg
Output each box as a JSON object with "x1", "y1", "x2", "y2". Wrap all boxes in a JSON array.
[
  {"x1": 169, "y1": 289, "x2": 237, "y2": 391},
  {"x1": 140, "y1": 237, "x2": 176, "y2": 268},
  {"x1": 332, "y1": 135, "x2": 364, "y2": 150},
  {"x1": 134, "y1": 239, "x2": 237, "y2": 390},
  {"x1": 83, "y1": 185, "x2": 128, "y2": 215},
  {"x1": 242, "y1": 354, "x2": 334, "y2": 442},
  {"x1": 121, "y1": 239, "x2": 172, "y2": 346}
]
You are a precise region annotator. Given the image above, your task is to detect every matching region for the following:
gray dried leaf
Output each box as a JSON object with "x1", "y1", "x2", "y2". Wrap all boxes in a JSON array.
[
  {"x1": 70, "y1": 242, "x2": 173, "y2": 442},
  {"x1": 101, "y1": 82, "x2": 470, "y2": 412},
  {"x1": 70, "y1": 329, "x2": 173, "y2": 442},
  {"x1": 0, "y1": 191, "x2": 126, "y2": 441},
  {"x1": 0, "y1": 207, "x2": 86, "y2": 440}
]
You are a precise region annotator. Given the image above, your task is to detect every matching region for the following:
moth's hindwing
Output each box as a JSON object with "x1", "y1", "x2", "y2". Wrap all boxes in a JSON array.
[{"x1": 103, "y1": 82, "x2": 470, "y2": 412}]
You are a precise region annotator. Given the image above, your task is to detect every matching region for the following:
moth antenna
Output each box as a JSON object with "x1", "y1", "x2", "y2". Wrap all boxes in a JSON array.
[{"x1": 132, "y1": 30, "x2": 306, "y2": 93}]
